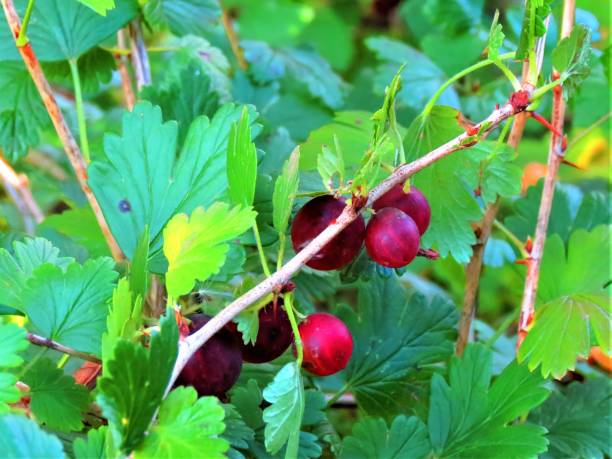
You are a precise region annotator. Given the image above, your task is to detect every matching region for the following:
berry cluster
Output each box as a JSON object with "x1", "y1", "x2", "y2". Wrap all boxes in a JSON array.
[{"x1": 290, "y1": 183, "x2": 431, "y2": 270}]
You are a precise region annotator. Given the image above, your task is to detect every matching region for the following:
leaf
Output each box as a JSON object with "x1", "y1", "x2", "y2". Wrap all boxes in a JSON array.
[
  {"x1": 22, "y1": 258, "x2": 118, "y2": 356},
  {"x1": 318, "y1": 142, "x2": 345, "y2": 193},
  {"x1": 128, "y1": 227, "x2": 150, "y2": 302},
  {"x1": 234, "y1": 309, "x2": 260, "y2": 346},
  {"x1": 272, "y1": 147, "x2": 300, "y2": 235},
  {"x1": 487, "y1": 11, "x2": 505, "y2": 61},
  {"x1": 242, "y1": 41, "x2": 347, "y2": 110},
  {"x1": 222, "y1": 404, "x2": 255, "y2": 453},
  {"x1": 422, "y1": 0, "x2": 484, "y2": 34},
  {"x1": 0, "y1": 0, "x2": 136, "y2": 61},
  {"x1": 340, "y1": 415, "x2": 431, "y2": 459},
  {"x1": 97, "y1": 310, "x2": 179, "y2": 454},
  {"x1": 136, "y1": 386, "x2": 228, "y2": 458},
  {"x1": 0, "y1": 319, "x2": 28, "y2": 412},
  {"x1": 140, "y1": 61, "x2": 220, "y2": 145},
  {"x1": 22, "y1": 358, "x2": 90, "y2": 432},
  {"x1": 529, "y1": 379, "x2": 612, "y2": 458},
  {"x1": 552, "y1": 25, "x2": 592, "y2": 97},
  {"x1": 516, "y1": 0, "x2": 553, "y2": 59},
  {"x1": 41, "y1": 207, "x2": 110, "y2": 258},
  {"x1": 262, "y1": 362, "x2": 305, "y2": 456},
  {"x1": 366, "y1": 36, "x2": 460, "y2": 111},
  {"x1": 337, "y1": 274, "x2": 457, "y2": 416},
  {"x1": 77, "y1": 0, "x2": 116, "y2": 15},
  {"x1": 404, "y1": 107, "x2": 517, "y2": 262},
  {"x1": 0, "y1": 62, "x2": 49, "y2": 162},
  {"x1": 0, "y1": 414, "x2": 65, "y2": 458},
  {"x1": 427, "y1": 345, "x2": 549, "y2": 458},
  {"x1": 44, "y1": 48, "x2": 115, "y2": 94},
  {"x1": 73, "y1": 426, "x2": 107, "y2": 459},
  {"x1": 227, "y1": 107, "x2": 258, "y2": 207},
  {"x1": 101, "y1": 278, "x2": 143, "y2": 367},
  {"x1": 163, "y1": 203, "x2": 256, "y2": 299},
  {"x1": 89, "y1": 102, "x2": 257, "y2": 268},
  {"x1": 143, "y1": 0, "x2": 221, "y2": 37}
]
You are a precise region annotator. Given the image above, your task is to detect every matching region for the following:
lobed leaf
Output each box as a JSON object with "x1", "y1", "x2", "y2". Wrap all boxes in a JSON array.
[
  {"x1": 0, "y1": 414, "x2": 65, "y2": 458},
  {"x1": 227, "y1": 107, "x2": 258, "y2": 207},
  {"x1": 273, "y1": 147, "x2": 301, "y2": 235}
]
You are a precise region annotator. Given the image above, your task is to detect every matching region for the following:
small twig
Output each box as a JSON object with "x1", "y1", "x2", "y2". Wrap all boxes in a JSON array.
[
  {"x1": 27, "y1": 333, "x2": 102, "y2": 364},
  {"x1": 1, "y1": 0, "x2": 124, "y2": 262},
  {"x1": 221, "y1": 9, "x2": 248, "y2": 70},
  {"x1": 167, "y1": 97, "x2": 525, "y2": 394},
  {"x1": 456, "y1": 15, "x2": 551, "y2": 356},
  {"x1": 129, "y1": 20, "x2": 151, "y2": 90},
  {"x1": 115, "y1": 29, "x2": 135, "y2": 110},
  {"x1": 517, "y1": 0, "x2": 575, "y2": 349},
  {"x1": 566, "y1": 111, "x2": 612, "y2": 151},
  {"x1": 0, "y1": 154, "x2": 43, "y2": 234}
]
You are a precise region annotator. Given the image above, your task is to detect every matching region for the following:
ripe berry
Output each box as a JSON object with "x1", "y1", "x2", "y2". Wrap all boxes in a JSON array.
[
  {"x1": 291, "y1": 195, "x2": 366, "y2": 271},
  {"x1": 298, "y1": 312, "x2": 353, "y2": 376},
  {"x1": 234, "y1": 301, "x2": 294, "y2": 363},
  {"x1": 365, "y1": 207, "x2": 420, "y2": 268},
  {"x1": 373, "y1": 184, "x2": 431, "y2": 234},
  {"x1": 176, "y1": 314, "x2": 242, "y2": 397}
]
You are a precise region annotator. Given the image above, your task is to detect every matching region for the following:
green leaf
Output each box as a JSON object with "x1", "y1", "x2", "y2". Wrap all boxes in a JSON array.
[
  {"x1": 22, "y1": 258, "x2": 118, "y2": 356},
  {"x1": 552, "y1": 25, "x2": 592, "y2": 97},
  {"x1": 516, "y1": 0, "x2": 553, "y2": 59},
  {"x1": 136, "y1": 386, "x2": 228, "y2": 458},
  {"x1": 77, "y1": 0, "x2": 116, "y2": 15},
  {"x1": 141, "y1": 61, "x2": 220, "y2": 145},
  {"x1": 143, "y1": 0, "x2": 220, "y2": 37},
  {"x1": 262, "y1": 362, "x2": 305, "y2": 456},
  {"x1": 234, "y1": 308, "x2": 260, "y2": 346},
  {"x1": 227, "y1": 107, "x2": 258, "y2": 207},
  {"x1": 243, "y1": 41, "x2": 347, "y2": 110},
  {"x1": 0, "y1": 238, "x2": 72, "y2": 311},
  {"x1": 0, "y1": 319, "x2": 28, "y2": 412},
  {"x1": 22, "y1": 358, "x2": 90, "y2": 432},
  {"x1": 0, "y1": 414, "x2": 65, "y2": 458},
  {"x1": 338, "y1": 274, "x2": 457, "y2": 416},
  {"x1": 404, "y1": 106, "x2": 515, "y2": 262},
  {"x1": 89, "y1": 102, "x2": 256, "y2": 267},
  {"x1": 366, "y1": 37, "x2": 460, "y2": 111},
  {"x1": 422, "y1": 0, "x2": 484, "y2": 34},
  {"x1": 317, "y1": 143, "x2": 345, "y2": 193},
  {"x1": 128, "y1": 227, "x2": 150, "y2": 302},
  {"x1": 0, "y1": 62, "x2": 48, "y2": 162},
  {"x1": 222, "y1": 404, "x2": 255, "y2": 454},
  {"x1": 41, "y1": 207, "x2": 110, "y2": 258},
  {"x1": 488, "y1": 11, "x2": 505, "y2": 61},
  {"x1": 340, "y1": 415, "x2": 431, "y2": 459},
  {"x1": 163, "y1": 203, "x2": 256, "y2": 299},
  {"x1": 101, "y1": 278, "x2": 143, "y2": 367},
  {"x1": 0, "y1": 0, "x2": 136, "y2": 61},
  {"x1": 529, "y1": 379, "x2": 612, "y2": 458},
  {"x1": 272, "y1": 146, "x2": 300, "y2": 235},
  {"x1": 44, "y1": 48, "x2": 115, "y2": 94},
  {"x1": 428, "y1": 345, "x2": 549, "y2": 458},
  {"x1": 73, "y1": 426, "x2": 108, "y2": 459},
  {"x1": 97, "y1": 310, "x2": 179, "y2": 454}
]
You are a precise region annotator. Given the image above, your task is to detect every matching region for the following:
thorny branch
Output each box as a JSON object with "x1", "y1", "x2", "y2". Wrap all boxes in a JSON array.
[
  {"x1": 0, "y1": 154, "x2": 43, "y2": 234},
  {"x1": 166, "y1": 94, "x2": 529, "y2": 394},
  {"x1": 456, "y1": 16, "x2": 551, "y2": 356},
  {"x1": 1, "y1": 0, "x2": 124, "y2": 262},
  {"x1": 517, "y1": 0, "x2": 576, "y2": 348}
]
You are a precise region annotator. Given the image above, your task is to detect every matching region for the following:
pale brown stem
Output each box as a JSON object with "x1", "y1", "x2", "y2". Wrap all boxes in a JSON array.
[
  {"x1": 456, "y1": 16, "x2": 551, "y2": 355},
  {"x1": 129, "y1": 20, "x2": 151, "y2": 90},
  {"x1": 116, "y1": 29, "x2": 135, "y2": 110},
  {"x1": 221, "y1": 9, "x2": 248, "y2": 70},
  {"x1": 0, "y1": 154, "x2": 43, "y2": 233},
  {"x1": 27, "y1": 333, "x2": 102, "y2": 364},
  {"x1": 1, "y1": 0, "x2": 124, "y2": 262},
  {"x1": 167, "y1": 99, "x2": 525, "y2": 394},
  {"x1": 517, "y1": 0, "x2": 575, "y2": 349}
]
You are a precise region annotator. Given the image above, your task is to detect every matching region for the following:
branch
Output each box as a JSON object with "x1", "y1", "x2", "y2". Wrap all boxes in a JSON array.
[
  {"x1": 221, "y1": 9, "x2": 248, "y2": 71},
  {"x1": 166, "y1": 96, "x2": 526, "y2": 394},
  {"x1": 1, "y1": 0, "x2": 124, "y2": 262},
  {"x1": 115, "y1": 29, "x2": 135, "y2": 110},
  {"x1": 0, "y1": 154, "x2": 43, "y2": 234},
  {"x1": 517, "y1": 0, "x2": 575, "y2": 349},
  {"x1": 456, "y1": 15, "x2": 551, "y2": 355},
  {"x1": 27, "y1": 333, "x2": 102, "y2": 364},
  {"x1": 129, "y1": 20, "x2": 151, "y2": 90}
]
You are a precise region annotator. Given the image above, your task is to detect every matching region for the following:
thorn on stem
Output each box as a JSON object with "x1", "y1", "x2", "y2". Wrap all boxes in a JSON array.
[{"x1": 417, "y1": 248, "x2": 440, "y2": 260}]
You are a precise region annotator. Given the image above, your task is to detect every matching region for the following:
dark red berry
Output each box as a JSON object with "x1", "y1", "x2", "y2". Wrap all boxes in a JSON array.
[
  {"x1": 373, "y1": 184, "x2": 431, "y2": 234},
  {"x1": 365, "y1": 207, "x2": 420, "y2": 268},
  {"x1": 298, "y1": 312, "x2": 353, "y2": 376},
  {"x1": 176, "y1": 314, "x2": 242, "y2": 397},
  {"x1": 233, "y1": 301, "x2": 294, "y2": 363},
  {"x1": 291, "y1": 195, "x2": 366, "y2": 271}
]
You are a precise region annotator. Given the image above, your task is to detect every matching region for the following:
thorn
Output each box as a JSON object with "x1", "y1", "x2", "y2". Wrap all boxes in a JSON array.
[
  {"x1": 525, "y1": 237, "x2": 533, "y2": 254},
  {"x1": 474, "y1": 186, "x2": 481, "y2": 197},
  {"x1": 560, "y1": 159, "x2": 582, "y2": 170},
  {"x1": 456, "y1": 112, "x2": 478, "y2": 135},
  {"x1": 529, "y1": 112, "x2": 564, "y2": 138},
  {"x1": 515, "y1": 257, "x2": 533, "y2": 265},
  {"x1": 495, "y1": 103, "x2": 500, "y2": 110},
  {"x1": 417, "y1": 248, "x2": 440, "y2": 260}
]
